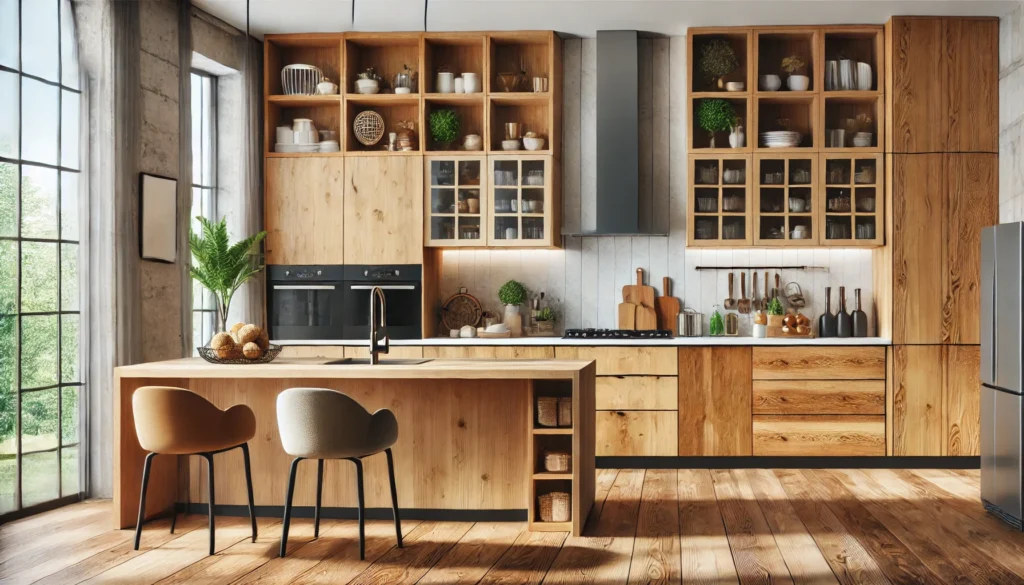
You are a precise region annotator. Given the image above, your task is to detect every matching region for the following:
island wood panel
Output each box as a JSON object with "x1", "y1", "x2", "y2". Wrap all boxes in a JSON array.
[
  {"x1": 678, "y1": 347, "x2": 752, "y2": 456},
  {"x1": 344, "y1": 345, "x2": 425, "y2": 359},
  {"x1": 945, "y1": 345, "x2": 981, "y2": 456},
  {"x1": 265, "y1": 157, "x2": 345, "y2": 265},
  {"x1": 752, "y1": 415, "x2": 886, "y2": 456},
  {"x1": 751, "y1": 346, "x2": 886, "y2": 380},
  {"x1": 343, "y1": 156, "x2": 423, "y2": 264},
  {"x1": 595, "y1": 411, "x2": 677, "y2": 456},
  {"x1": 943, "y1": 154, "x2": 997, "y2": 345},
  {"x1": 572, "y1": 364, "x2": 596, "y2": 535},
  {"x1": 942, "y1": 18, "x2": 998, "y2": 153},
  {"x1": 595, "y1": 376, "x2": 678, "y2": 410},
  {"x1": 886, "y1": 17, "x2": 945, "y2": 153},
  {"x1": 554, "y1": 346, "x2": 677, "y2": 376},
  {"x1": 422, "y1": 345, "x2": 555, "y2": 359},
  {"x1": 873, "y1": 154, "x2": 895, "y2": 340},
  {"x1": 278, "y1": 345, "x2": 347, "y2": 359},
  {"x1": 890, "y1": 345, "x2": 944, "y2": 456},
  {"x1": 752, "y1": 380, "x2": 885, "y2": 415}
]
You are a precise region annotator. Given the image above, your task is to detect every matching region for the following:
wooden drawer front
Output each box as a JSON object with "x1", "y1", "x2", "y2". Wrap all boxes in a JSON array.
[
  {"x1": 752, "y1": 415, "x2": 885, "y2": 456},
  {"x1": 422, "y1": 346, "x2": 555, "y2": 359},
  {"x1": 555, "y1": 347, "x2": 677, "y2": 376},
  {"x1": 596, "y1": 411, "x2": 677, "y2": 456},
  {"x1": 596, "y1": 376, "x2": 678, "y2": 411},
  {"x1": 752, "y1": 380, "x2": 885, "y2": 415},
  {"x1": 752, "y1": 347, "x2": 886, "y2": 380}
]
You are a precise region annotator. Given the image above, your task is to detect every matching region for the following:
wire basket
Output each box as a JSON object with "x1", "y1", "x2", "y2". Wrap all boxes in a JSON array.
[
  {"x1": 197, "y1": 344, "x2": 283, "y2": 365},
  {"x1": 281, "y1": 64, "x2": 323, "y2": 96},
  {"x1": 353, "y1": 110, "x2": 385, "y2": 146}
]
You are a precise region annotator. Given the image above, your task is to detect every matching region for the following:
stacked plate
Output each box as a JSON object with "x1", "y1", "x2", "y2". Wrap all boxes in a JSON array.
[
  {"x1": 760, "y1": 131, "x2": 801, "y2": 148},
  {"x1": 274, "y1": 143, "x2": 320, "y2": 153}
]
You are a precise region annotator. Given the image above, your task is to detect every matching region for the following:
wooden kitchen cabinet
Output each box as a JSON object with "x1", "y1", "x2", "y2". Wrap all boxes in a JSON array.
[
  {"x1": 265, "y1": 157, "x2": 345, "y2": 265},
  {"x1": 596, "y1": 411, "x2": 677, "y2": 456},
  {"x1": 424, "y1": 156, "x2": 487, "y2": 246},
  {"x1": 422, "y1": 345, "x2": 555, "y2": 359},
  {"x1": 487, "y1": 155, "x2": 559, "y2": 247},
  {"x1": 343, "y1": 156, "x2": 423, "y2": 264},
  {"x1": 554, "y1": 347, "x2": 677, "y2": 376},
  {"x1": 889, "y1": 344, "x2": 981, "y2": 456},
  {"x1": 677, "y1": 347, "x2": 752, "y2": 456},
  {"x1": 753, "y1": 415, "x2": 885, "y2": 456}
]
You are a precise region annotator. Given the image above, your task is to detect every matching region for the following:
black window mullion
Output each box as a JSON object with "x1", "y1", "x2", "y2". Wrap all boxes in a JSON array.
[{"x1": 56, "y1": 0, "x2": 64, "y2": 500}]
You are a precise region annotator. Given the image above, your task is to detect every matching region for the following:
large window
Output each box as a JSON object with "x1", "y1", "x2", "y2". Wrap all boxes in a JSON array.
[
  {"x1": 191, "y1": 71, "x2": 217, "y2": 349},
  {"x1": 0, "y1": 0, "x2": 84, "y2": 516}
]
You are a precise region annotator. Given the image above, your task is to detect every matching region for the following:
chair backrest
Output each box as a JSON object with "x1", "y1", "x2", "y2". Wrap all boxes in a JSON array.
[
  {"x1": 132, "y1": 386, "x2": 236, "y2": 453},
  {"x1": 276, "y1": 388, "x2": 377, "y2": 457}
]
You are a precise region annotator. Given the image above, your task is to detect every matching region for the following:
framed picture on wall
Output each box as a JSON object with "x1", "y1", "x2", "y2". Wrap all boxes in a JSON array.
[{"x1": 139, "y1": 173, "x2": 178, "y2": 263}]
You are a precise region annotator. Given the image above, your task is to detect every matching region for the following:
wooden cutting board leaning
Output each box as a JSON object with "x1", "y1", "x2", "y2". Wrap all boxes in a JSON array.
[{"x1": 655, "y1": 276, "x2": 680, "y2": 335}]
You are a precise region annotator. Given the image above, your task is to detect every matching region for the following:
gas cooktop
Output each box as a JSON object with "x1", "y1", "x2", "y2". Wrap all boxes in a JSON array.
[{"x1": 562, "y1": 328, "x2": 674, "y2": 339}]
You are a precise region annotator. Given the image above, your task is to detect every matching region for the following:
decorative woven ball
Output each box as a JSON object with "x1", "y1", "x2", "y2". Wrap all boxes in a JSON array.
[
  {"x1": 255, "y1": 328, "x2": 270, "y2": 350},
  {"x1": 210, "y1": 332, "x2": 235, "y2": 351},
  {"x1": 216, "y1": 345, "x2": 243, "y2": 360},
  {"x1": 230, "y1": 322, "x2": 246, "y2": 335},
  {"x1": 353, "y1": 110, "x2": 385, "y2": 146},
  {"x1": 242, "y1": 342, "x2": 263, "y2": 359},
  {"x1": 236, "y1": 324, "x2": 262, "y2": 345}
]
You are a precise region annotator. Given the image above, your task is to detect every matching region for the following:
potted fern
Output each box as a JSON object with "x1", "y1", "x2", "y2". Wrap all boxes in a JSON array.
[{"x1": 189, "y1": 217, "x2": 267, "y2": 337}]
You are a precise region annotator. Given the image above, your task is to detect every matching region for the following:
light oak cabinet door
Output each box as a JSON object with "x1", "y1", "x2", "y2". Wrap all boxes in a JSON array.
[
  {"x1": 677, "y1": 347, "x2": 752, "y2": 456},
  {"x1": 753, "y1": 415, "x2": 885, "y2": 456},
  {"x1": 943, "y1": 18, "x2": 998, "y2": 153},
  {"x1": 343, "y1": 156, "x2": 423, "y2": 265},
  {"x1": 422, "y1": 346, "x2": 555, "y2": 359},
  {"x1": 945, "y1": 345, "x2": 981, "y2": 456},
  {"x1": 596, "y1": 411, "x2": 677, "y2": 456},
  {"x1": 265, "y1": 157, "x2": 345, "y2": 265}
]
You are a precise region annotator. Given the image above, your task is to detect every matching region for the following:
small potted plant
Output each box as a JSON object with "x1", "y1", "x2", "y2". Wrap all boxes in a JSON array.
[
  {"x1": 533, "y1": 306, "x2": 556, "y2": 336},
  {"x1": 698, "y1": 39, "x2": 739, "y2": 90},
  {"x1": 393, "y1": 64, "x2": 416, "y2": 94},
  {"x1": 356, "y1": 67, "x2": 380, "y2": 94},
  {"x1": 697, "y1": 99, "x2": 736, "y2": 148},
  {"x1": 429, "y1": 108, "x2": 460, "y2": 150},
  {"x1": 766, "y1": 296, "x2": 785, "y2": 328},
  {"x1": 781, "y1": 55, "x2": 809, "y2": 91},
  {"x1": 499, "y1": 280, "x2": 528, "y2": 334}
]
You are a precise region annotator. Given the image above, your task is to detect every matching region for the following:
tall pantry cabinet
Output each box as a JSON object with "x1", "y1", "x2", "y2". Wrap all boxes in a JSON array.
[{"x1": 879, "y1": 17, "x2": 998, "y2": 456}]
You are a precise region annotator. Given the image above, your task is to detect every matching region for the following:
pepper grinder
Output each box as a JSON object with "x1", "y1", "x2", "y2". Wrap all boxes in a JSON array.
[
  {"x1": 852, "y1": 288, "x2": 869, "y2": 337},
  {"x1": 836, "y1": 286, "x2": 853, "y2": 338},
  {"x1": 818, "y1": 286, "x2": 837, "y2": 337}
]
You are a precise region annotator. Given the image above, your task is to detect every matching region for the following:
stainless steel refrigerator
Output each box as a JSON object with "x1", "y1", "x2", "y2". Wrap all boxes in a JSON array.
[{"x1": 981, "y1": 222, "x2": 1024, "y2": 529}]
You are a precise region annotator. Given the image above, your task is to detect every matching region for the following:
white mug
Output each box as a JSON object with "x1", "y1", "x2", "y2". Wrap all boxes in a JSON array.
[
  {"x1": 292, "y1": 118, "x2": 314, "y2": 136},
  {"x1": 276, "y1": 126, "x2": 294, "y2": 145},
  {"x1": 454, "y1": 77, "x2": 464, "y2": 93},
  {"x1": 315, "y1": 80, "x2": 339, "y2": 95},
  {"x1": 437, "y1": 72, "x2": 454, "y2": 93},
  {"x1": 462, "y1": 72, "x2": 479, "y2": 93},
  {"x1": 505, "y1": 227, "x2": 518, "y2": 240}
]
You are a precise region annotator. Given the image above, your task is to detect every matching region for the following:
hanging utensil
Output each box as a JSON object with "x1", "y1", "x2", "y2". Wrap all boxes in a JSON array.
[
  {"x1": 752, "y1": 272, "x2": 763, "y2": 311},
  {"x1": 784, "y1": 282, "x2": 806, "y2": 308},
  {"x1": 738, "y1": 272, "x2": 751, "y2": 314},
  {"x1": 724, "y1": 272, "x2": 738, "y2": 310}
]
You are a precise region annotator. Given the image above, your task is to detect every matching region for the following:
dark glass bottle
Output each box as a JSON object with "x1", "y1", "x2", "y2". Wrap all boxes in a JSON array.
[
  {"x1": 836, "y1": 286, "x2": 853, "y2": 338},
  {"x1": 818, "y1": 286, "x2": 837, "y2": 337},
  {"x1": 852, "y1": 288, "x2": 869, "y2": 337}
]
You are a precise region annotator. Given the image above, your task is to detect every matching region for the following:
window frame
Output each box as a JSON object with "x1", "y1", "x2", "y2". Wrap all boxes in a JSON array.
[
  {"x1": 0, "y1": 0, "x2": 85, "y2": 520},
  {"x1": 190, "y1": 69, "x2": 218, "y2": 350}
]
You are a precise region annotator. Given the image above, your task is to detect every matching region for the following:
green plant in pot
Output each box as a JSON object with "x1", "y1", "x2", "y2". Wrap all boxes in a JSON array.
[
  {"x1": 498, "y1": 279, "x2": 528, "y2": 333},
  {"x1": 429, "y1": 108, "x2": 460, "y2": 150},
  {"x1": 189, "y1": 217, "x2": 267, "y2": 336},
  {"x1": 697, "y1": 98, "x2": 736, "y2": 148},
  {"x1": 766, "y1": 296, "x2": 785, "y2": 328},
  {"x1": 698, "y1": 39, "x2": 739, "y2": 89}
]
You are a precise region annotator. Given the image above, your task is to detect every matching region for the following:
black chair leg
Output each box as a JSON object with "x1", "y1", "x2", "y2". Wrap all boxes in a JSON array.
[
  {"x1": 280, "y1": 457, "x2": 303, "y2": 558},
  {"x1": 133, "y1": 452, "x2": 157, "y2": 550},
  {"x1": 385, "y1": 448, "x2": 402, "y2": 548},
  {"x1": 203, "y1": 453, "x2": 216, "y2": 556},
  {"x1": 241, "y1": 443, "x2": 257, "y2": 543},
  {"x1": 169, "y1": 501, "x2": 177, "y2": 534},
  {"x1": 351, "y1": 458, "x2": 365, "y2": 560},
  {"x1": 314, "y1": 459, "x2": 324, "y2": 538}
]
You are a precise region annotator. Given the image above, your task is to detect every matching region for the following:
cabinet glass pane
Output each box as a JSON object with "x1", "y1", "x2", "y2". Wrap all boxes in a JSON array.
[
  {"x1": 789, "y1": 159, "x2": 812, "y2": 185},
  {"x1": 694, "y1": 216, "x2": 718, "y2": 240},
  {"x1": 695, "y1": 188, "x2": 718, "y2": 213},
  {"x1": 458, "y1": 216, "x2": 481, "y2": 241},
  {"x1": 431, "y1": 160, "x2": 455, "y2": 186},
  {"x1": 855, "y1": 187, "x2": 876, "y2": 212},
  {"x1": 825, "y1": 187, "x2": 852, "y2": 213},
  {"x1": 522, "y1": 160, "x2": 545, "y2": 186},
  {"x1": 722, "y1": 216, "x2": 745, "y2": 240},
  {"x1": 789, "y1": 217, "x2": 813, "y2": 241},
  {"x1": 722, "y1": 159, "x2": 746, "y2": 184},
  {"x1": 494, "y1": 188, "x2": 518, "y2": 214},
  {"x1": 825, "y1": 159, "x2": 851, "y2": 185},
  {"x1": 695, "y1": 160, "x2": 719, "y2": 185},
  {"x1": 522, "y1": 217, "x2": 544, "y2": 240},
  {"x1": 760, "y1": 216, "x2": 785, "y2": 241},
  {"x1": 722, "y1": 188, "x2": 745, "y2": 213},
  {"x1": 430, "y1": 217, "x2": 455, "y2": 241},
  {"x1": 494, "y1": 161, "x2": 518, "y2": 187},
  {"x1": 789, "y1": 187, "x2": 812, "y2": 213},
  {"x1": 855, "y1": 216, "x2": 877, "y2": 240},
  {"x1": 458, "y1": 188, "x2": 481, "y2": 215},
  {"x1": 759, "y1": 159, "x2": 784, "y2": 185},
  {"x1": 494, "y1": 216, "x2": 518, "y2": 241},
  {"x1": 825, "y1": 215, "x2": 852, "y2": 240},
  {"x1": 430, "y1": 188, "x2": 455, "y2": 214},
  {"x1": 853, "y1": 159, "x2": 877, "y2": 184},
  {"x1": 520, "y1": 188, "x2": 544, "y2": 214},
  {"x1": 759, "y1": 188, "x2": 784, "y2": 213},
  {"x1": 457, "y1": 160, "x2": 481, "y2": 186}
]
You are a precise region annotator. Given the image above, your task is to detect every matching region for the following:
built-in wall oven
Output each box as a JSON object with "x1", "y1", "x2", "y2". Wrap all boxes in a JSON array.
[
  {"x1": 342, "y1": 265, "x2": 422, "y2": 340},
  {"x1": 267, "y1": 266, "x2": 345, "y2": 340}
]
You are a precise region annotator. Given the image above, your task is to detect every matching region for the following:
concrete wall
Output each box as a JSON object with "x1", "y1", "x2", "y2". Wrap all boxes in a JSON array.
[
  {"x1": 439, "y1": 37, "x2": 875, "y2": 336},
  {"x1": 1001, "y1": 3, "x2": 1024, "y2": 222}
]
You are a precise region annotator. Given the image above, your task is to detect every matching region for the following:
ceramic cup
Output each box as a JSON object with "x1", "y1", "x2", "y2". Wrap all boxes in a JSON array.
[
  {"x1": 276, "y1": 126, "x2": 294, "y2": 145},
  {"x1": 454, "y1": 77, "x2": 465, "y2": 93},
  {"x1": 395, "y1": 87, "x2": 411, "y2": 94},
  {"x1": 437, "y1": 72, "x2": 454, "y2": 93},
  {"x1": 760, "y1": 74, "x2": 782, "y2": 91},
  {"x1": 467, "y1": 198, "x2": 480, "y2": 213},
  {"x1": 789, "y1": 198, "x2": 806, "y2": 212},
  {"x1": 463, "y1": 134, "x2": 482, "y2": 151},
  {"x1": 532, "y1": 77, "x2": 548, "y2": 92},
  {"x1": 315, "y1": 80, "x2": 339, "y2": 95},
  {"x1": 462, "y1": 73, "x2": 480, "y2": 93}
]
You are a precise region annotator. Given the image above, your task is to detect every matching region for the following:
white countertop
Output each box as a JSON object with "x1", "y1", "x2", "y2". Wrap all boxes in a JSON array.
[{"x1": 274, "y1": 336, "x2": 891, "y2": 347}]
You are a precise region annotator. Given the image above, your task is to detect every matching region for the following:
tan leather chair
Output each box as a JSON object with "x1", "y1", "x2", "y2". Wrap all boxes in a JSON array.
[
  {"x1": 275, "y1": 387, "x2": 402, "y2": 559},
  {"x1": 132, "y1": 386, "x2": 257, "y2": 555}
]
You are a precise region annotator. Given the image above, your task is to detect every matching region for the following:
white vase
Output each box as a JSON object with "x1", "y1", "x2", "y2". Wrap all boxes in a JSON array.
[
  {"x1": 787, "y1": 74, "x2": 809, "y2": 91},
  {"x1": 753, "y1": 323, "x2": 768, "y2": 338},
  {"x1": 503, "y1": 304, "x2": 521, "y2": 334},
  {"x1": 462, "y1": 72, "x2": 480, "y2": 93},
  {"x1": 437, "y1": 72, "x2": 454, "y2": 93},
  {"x1": 729, "y1": 126, "x2": 745, "y2": 148}
]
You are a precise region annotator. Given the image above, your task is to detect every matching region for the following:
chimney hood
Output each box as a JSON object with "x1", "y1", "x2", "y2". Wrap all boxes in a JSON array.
[{"x1": 569, "y1": 30, "x2": 664, "y2": 237}]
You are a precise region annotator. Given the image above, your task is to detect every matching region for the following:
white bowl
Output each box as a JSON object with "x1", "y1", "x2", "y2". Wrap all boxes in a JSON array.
[
  {"x1": 501, "y1": 139, "x2": 521, "y2": 151},
  {"x1": 394, "y1": 87, "x2": 412, "y2": 94},
  {"x1": 319, "y1": 140, "x2": 340, "y2": 153},
  {"x1": 523, "y1": 136, "x2": 545, "y2": 151},
  {"x1": 759, "y1": 74, "x2": 782, "y2": 91},
  {"x1": 355, "y1": 79, "x2": 380, "y2": 94},
  {"x1": 725, "y1": 81, "x2": 745, "y2": 92},
  {"x1": 275, "y1": 143, "x2": 320, "y2": 153}
]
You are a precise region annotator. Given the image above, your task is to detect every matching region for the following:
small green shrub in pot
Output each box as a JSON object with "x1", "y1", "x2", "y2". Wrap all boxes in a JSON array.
[
  {"x1": 429, "y1": 109, "x2": 460, "y2": 149},
  {"x1": 696, "y1": 98, "x2": 736, "y2": 146},
  {"x1": 698, "y1": 39, "x2": 739, "y2": 88},
  {"x1": 498, "y1": 280, "x2": 527, "y2": 307},
  {"x1": 536, "y1": 307, "x2": 555, "y2": 322},
  {"x1": 767, "y1": 297, "x2": 784, "y2": 316}
]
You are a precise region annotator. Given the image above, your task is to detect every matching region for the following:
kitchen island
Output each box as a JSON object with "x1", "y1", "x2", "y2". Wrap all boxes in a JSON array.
[{"x1": 113, "y1": 358, "x2": 596, "y2": 535}]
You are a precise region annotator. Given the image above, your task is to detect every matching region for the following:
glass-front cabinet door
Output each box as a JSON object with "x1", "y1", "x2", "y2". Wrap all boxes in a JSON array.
[
  {"x1": 753, "y1": 154, "x2": 817, "y2": 246},
  {"x1": 818, "y1": 153, "x2": 882, "y2": 246},
  {"x1": 487, "y1": 155, "x2": 556, "y2": 247},
  {"x1": 424, "y1": 156, "x2": 487, "y2": 247}
]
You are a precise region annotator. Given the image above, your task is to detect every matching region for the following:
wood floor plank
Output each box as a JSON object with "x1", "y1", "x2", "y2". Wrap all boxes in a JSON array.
[
  {"x1": 773, "y1": 470, "x2": 891, "y2": 585},
  {"x1": 584, "y1": 468, "x2": 621, "y2": 531},
  {"x1": 0, "y1": 517, "x2": 135, "y2": 585},
  {"x1": 744, "y1": 469, "x2": 838, "y2": 585},
  {"x1": 677, "y1": 469, "x2": 739, "y2": 585},
  {"x1": 893, "y1": 469, "x2": 1024, "y2": 538},
  {"x1": 815, "y1": 469, "x2": 1021, "y2": 585},
  {"x1": 0, "y1": 499, "x2": 107, "y2": 540},
  {"x1": 417, "y1": 522, "x2": 523, "y2": 585},
  {"x1": 627, "y1": 469, "x2": 681, "y2": 585},
  {"x1": 0, "y1": 505, "x2": 111, "y2": 566},
  {"x1": 542, "y1": 468, "x2": 644, "y2": 585},
  {"x1": 711, "y1": 469, "x2": 795, "y2": 585},
  {"x1": 236, "y1": 519, "x2": 420, "y2": 585},
  {"x1": 344, "y1": 521, "x2": 473, "y2": 585},
  {"x1": 909, "y1": 468, "x2": 980, "y2": 499},
  {"x1": 796, "y1": 470, "x2": 942, "y2": 585},
  {"x1": 477, "y1": 530, "x2": 567, "y2": 585},
  {"x1": 153, "y1": 519, "x2": 283, "y2": 585}
]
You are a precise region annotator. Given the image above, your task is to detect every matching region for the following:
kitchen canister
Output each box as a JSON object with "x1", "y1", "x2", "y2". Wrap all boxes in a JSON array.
[
  {"x1": 462, "y1": 72, "x2": 480, "y2": 93},
  {"x1": 679, "y1": 308, "x2": 702, "y2": 337},
  {"x1": 436, "y1": 71, "x2": 454, "y2": 93},
  {"x1": 454, "y1": 77, "x2": 465, "y2": 93}
]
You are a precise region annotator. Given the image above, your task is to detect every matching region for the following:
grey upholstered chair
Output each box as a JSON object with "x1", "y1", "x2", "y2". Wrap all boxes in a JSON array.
[{"x1": 275, "y1": 387, "x2": 402, "y2": 558}]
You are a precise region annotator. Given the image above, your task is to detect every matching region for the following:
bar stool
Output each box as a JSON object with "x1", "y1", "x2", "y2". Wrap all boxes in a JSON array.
[
  {"x1": 132, "y1": 386, "x2": 257, "y2": 555},
  {"x1": 275, "y1": 387, "x2": 402, "y2": 559}
]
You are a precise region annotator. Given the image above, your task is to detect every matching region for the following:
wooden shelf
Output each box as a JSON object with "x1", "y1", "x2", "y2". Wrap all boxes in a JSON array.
[
  {"x1": 266, "y1": 152, "x2": 345, "y2": 158},
  {"x1": 346, "y1": 94, "x2": 420, "y2": 105},
  {"x1": 533, "y1": 473, "x2": 573, "y2": 480},
  {"x1": 267, "y1": 95, "x2": 342, "y2": 106},
  {"x1": 528, "y1": 521, "x2": 573, "y2": 532},
  {"x1": 533, "y1": 428, "x2": 572, "y2": 435}
]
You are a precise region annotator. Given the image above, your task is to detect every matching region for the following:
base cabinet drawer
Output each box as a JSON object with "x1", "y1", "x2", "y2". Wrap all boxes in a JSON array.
[
  {"x1": 555, "y1": 347, "x2": 677, "y2": 376},
  {"x1": 753, "y1": 415, "x2": 885, "y2": 456},
  {"x1": 596, "y1": 376, "x2": 678, "y2": 410},
  {"x1": 423, "y1": 346, "x2": 555, "y2": 359},
  {"x1": 596, "y1": 411, "x2": 677, "y2": 456},
  {"x1": 753, "y1": 380, "x2": 885, "y2": 415},
  {"x1": 752, "y1": 347, "x2": 886, "y2": 380}
]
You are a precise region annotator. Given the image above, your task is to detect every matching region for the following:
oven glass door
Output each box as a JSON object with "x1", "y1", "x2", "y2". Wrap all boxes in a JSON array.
[
  {"x1": 269, "y1": 283, "x2": 344, "y2": 340},
  {"x1": 344, "y1": 284, "x2": 422, "y2": 339}
]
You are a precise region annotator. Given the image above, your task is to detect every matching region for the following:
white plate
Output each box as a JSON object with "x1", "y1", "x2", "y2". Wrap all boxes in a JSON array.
[{"x1": 275, "y1": 143, "x2": 320, "y2": 153}]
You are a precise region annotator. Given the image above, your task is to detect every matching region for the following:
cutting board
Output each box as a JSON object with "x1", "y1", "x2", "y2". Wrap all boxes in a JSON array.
[
  {"x1": 655, "y1": 276, "x2": 680, "y2": 335},
  {"x1": 618, "y1": 302, "x2": 637, "y2": 329},
  {"x1": 622, "y1": 268, "x2": 656, "y2": 308}
]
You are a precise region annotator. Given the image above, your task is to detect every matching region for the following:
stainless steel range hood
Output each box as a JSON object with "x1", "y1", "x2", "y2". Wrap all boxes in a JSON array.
[{"x1": 568, "y1": 30, "x2": 664, "y2": 237}]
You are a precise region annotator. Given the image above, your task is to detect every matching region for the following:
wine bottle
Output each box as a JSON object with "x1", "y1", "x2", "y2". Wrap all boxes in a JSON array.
[
  {"x1": 818, "y1": 286, "x2": 837, "y2": 337},
  {"x1": 852, "y1": 288, "x2": 869, "y2": 337},
  {"x1": 836, "y1": 286, "x2": 853, "y2": 338}
]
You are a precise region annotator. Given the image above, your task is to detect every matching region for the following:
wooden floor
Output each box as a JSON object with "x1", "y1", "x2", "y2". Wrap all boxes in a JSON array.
[{"x1": 2, "y1": 468, "x2": 1023, "y2": 584}]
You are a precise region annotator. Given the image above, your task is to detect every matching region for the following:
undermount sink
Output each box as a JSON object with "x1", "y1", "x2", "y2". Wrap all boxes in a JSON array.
[{"x1": 324, "y1": 358, "x2": 433, "y2": 366}]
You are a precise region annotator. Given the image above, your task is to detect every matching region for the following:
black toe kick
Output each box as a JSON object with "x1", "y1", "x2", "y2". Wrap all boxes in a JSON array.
[
  {"x1": 180, "y1": 503, "x2": 526, "y2": 522},
  {"x1": 597, "y1": 456, "x2": 981, "y2": 469}
]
